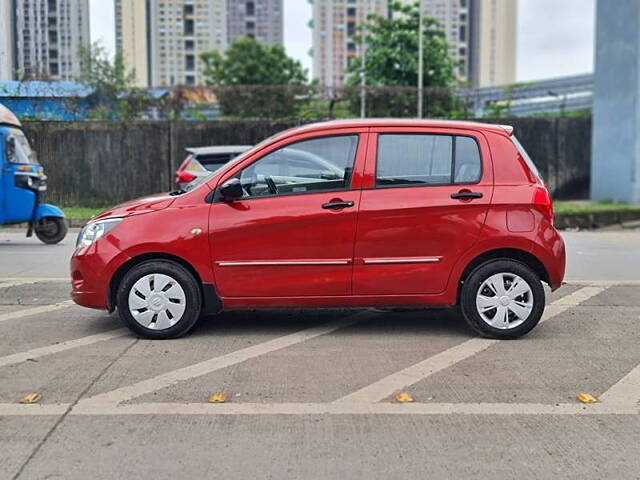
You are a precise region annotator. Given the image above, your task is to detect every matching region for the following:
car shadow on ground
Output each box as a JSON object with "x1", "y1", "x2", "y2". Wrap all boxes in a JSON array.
[{"x1": 188, "y1": 307, "x2": 475, "y2": 339}]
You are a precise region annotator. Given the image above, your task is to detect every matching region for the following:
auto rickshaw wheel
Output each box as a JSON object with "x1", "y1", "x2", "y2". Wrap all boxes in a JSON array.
[{"x1": 35, "y1": 217, "x2": 68, "y2": 245}]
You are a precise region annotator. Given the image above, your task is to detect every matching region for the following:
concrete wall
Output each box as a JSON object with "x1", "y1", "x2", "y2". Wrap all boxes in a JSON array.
[
  {"x1": 20, "y1": 118, "x2": 591, "y2": 207},
  {"x1": 591, "y1": 0, "x2": 640, "y2": 204}
]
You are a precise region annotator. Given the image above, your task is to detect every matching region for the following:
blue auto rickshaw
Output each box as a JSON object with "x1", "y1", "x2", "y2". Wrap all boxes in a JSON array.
[{"x1": 0, "y1": 104, "x2": 67, "y2": 244}]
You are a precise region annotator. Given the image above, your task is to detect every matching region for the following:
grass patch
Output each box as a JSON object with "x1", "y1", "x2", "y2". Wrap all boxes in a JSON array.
[
  {"x1": 554, "y1": 201, "x2": 640, "y2": 215},
  {"x1": 62, "y1": 206, "x2": 107, "y2": 219}
]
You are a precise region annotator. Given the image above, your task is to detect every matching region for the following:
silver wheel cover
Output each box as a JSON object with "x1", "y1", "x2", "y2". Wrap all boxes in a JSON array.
[
  {"x1": 128, "y1": 273, "x2": 187, "y2": 330},
  {"x1": 476, "y1": 273, "x2": 534, "y2": 330}
]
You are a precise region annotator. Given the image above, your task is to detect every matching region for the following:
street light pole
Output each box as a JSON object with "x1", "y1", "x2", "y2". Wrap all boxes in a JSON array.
[
  {"x1": 417, "y1": 0, "x2": 424, "y2": 118},
  {"x1": 360, "y1": 27, "x2": 367, "y2": 119}
]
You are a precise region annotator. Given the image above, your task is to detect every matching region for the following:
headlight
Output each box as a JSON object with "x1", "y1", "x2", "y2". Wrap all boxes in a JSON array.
[{"x1": 76, "y1": 218, "x2": 123, "y2": 249}]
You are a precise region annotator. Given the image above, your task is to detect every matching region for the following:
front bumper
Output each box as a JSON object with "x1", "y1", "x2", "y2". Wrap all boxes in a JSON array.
[{"x1": 70, "y1": 237, "x2": 130, "y2": 310}]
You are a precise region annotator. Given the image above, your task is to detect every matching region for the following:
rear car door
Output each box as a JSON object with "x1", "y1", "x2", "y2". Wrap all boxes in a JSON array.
[
  {"x1": 353, "y1": 127, "x2": 494, "y2": 295},
  {"x1": 210, "y1": 130, "x2": 367, "y2": 298}
]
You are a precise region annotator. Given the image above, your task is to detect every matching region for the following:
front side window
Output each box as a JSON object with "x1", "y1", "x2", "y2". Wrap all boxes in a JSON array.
[
  {"x1": 238, "y1": 135, "x2": 358, "y2": 198},
  {"x1": 376, "y1": 134, "x2": 481, "y2": 187}
]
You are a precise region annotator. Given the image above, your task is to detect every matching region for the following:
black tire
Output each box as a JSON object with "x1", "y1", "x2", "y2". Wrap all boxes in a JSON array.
[
  {"x1": 460, "y1": 259, "x2": 545, "y2": 339},
  {"x1": 34, "y1": 217, "x2": 68, "y2": 244},
  {"x1": 116, "y1": 260, "x2": 202, "y2": 339}
]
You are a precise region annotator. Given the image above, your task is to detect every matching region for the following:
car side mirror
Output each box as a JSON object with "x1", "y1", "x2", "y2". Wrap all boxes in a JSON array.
[{"x1": 218, "y1": 178, "x2": 244, "y2": 201}]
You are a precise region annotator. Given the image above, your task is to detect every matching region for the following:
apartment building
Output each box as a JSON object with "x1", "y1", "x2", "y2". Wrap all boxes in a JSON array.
[
  {"x1": 227, "y1": 0, "x2": 283, "y2": 45},
  {"x1": 115, "y1": 0, "x2": 227, "y2": 87},
  {"x1": 421, "y1": 0, "x2": 472, "y2": 83},
  {"x1": 312, "y1": 0, "x2": 517, "y2": 88},
  {"x1": 116, "y1": 0, "x2": 284, "y2": 87},
  {"x1": 114, "y1": 0, "x2": 150, "y2": 87},
  {"x1": 0, "y1": 0, "x2": 14, "y2": 81},
  {"x1": 468, "y1": 0, "x2": 517, "y2": 87},
  {"x1": 0, "y1": 0, "x2": 90, "y2": 81},
  {"x1": 312, "y1": 0, "x2": 389, "y2": 88}
]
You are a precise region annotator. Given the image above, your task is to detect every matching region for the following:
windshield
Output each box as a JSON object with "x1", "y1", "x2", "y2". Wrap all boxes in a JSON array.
[
  {"x1": 5, "y1": 128, "x2": 39, "y2": 165},
  {"x1": 180, "y1": 133, "x2": 283, "y2": 192},
  {"x1": 512, "y1": 136, "x2": 540, "y2": 179}
]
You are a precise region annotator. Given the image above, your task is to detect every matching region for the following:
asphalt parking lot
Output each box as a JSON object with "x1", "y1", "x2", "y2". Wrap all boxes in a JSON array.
[{"x1": 1, "y1": 230, "x2": 639, "y2": 479}]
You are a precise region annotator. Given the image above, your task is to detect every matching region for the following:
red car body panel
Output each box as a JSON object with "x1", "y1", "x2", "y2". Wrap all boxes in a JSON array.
[
  {"x1": 71, "y1": 188, "x2": 215, "y2": 309},
  {"x1": 352, "y1": 127, "x2": 494, "y2": 295},
  {"x1": 92, "y1": 193, "x2": 177, "y2": 221},
  {"x1": 209, "y1": 127, "x2": 369, "y2": 298},
  {"x1": 70, "y1": 119, "x2": 565, "y2": 313}
]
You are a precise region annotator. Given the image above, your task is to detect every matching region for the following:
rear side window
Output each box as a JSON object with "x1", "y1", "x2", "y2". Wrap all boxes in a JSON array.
[
  {"x1": 512, "y1": 136, "x2": 541, "y2": 179},
  {"x1": 376, "y1": 134, "x2": 481, "y2": 187},
  {"x1": 198, "y1": 154, "x2": 238, "y2": 172}
]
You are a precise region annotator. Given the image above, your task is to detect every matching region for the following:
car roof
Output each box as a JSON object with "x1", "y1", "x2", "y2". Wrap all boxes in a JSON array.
[
  {"x1": 274, "y1": 118, "x2": 514, "y2": 139},
  {"x1": 186, "y1": 145, "x2": 252, "y2": 156}
]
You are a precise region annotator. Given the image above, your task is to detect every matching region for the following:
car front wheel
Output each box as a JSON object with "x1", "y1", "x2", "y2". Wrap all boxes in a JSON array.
[
  {"x1": 116, "y1": 260, "x2": 202, "y2": 339},
  {"x1": 460, "y1": 259, "x2": 545, "y2": 339}
]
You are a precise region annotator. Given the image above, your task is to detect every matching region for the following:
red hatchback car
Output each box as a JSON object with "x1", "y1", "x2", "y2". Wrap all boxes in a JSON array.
[{"x1": 71, "y1": 119, "x2": 565, "y2": 340}]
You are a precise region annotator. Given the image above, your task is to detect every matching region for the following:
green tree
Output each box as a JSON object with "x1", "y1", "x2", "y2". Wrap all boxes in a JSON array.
[
  {"x1": 77, "y1": 42, "x2": 150, "y2": 120},
  {"x1": 345, "y1": 1, "x2": 459, "y2": 117},
  {"x1": 201, "y1": 37, "x2": 308, "y2": 118}
]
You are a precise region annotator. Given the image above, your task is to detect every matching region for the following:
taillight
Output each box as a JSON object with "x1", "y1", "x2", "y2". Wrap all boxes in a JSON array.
[
  {"x1": 533, "y1": 186, "x2": 554, "y2": 224},
  {"x1": 176, "y1": 171, "x2": 196, "y2": 184},
  {"x1": 176, "y1": 155, "x2": 195, "y2": 184}
]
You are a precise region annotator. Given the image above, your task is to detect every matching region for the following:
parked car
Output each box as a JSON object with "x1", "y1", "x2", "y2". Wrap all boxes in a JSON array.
[
  {"x1": 175, "y1": 146, "x2": 251, "y2": 190},
  {"x1": 71, "y1": 119, "x2": 565, "y2": 340}
]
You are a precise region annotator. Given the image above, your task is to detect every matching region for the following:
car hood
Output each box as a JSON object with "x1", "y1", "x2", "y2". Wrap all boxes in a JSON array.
[{"x1": 91, "y1": 193, "x2": 175, "y2": 222}]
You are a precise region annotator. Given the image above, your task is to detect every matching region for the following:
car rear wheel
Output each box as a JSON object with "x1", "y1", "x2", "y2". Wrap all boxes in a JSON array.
[
  {"x1": 460, "y1": 259, "x2": 545, "y2": 339},
  {"x1": 116, "y1": 260, "x2": 202, "y2": 339}
]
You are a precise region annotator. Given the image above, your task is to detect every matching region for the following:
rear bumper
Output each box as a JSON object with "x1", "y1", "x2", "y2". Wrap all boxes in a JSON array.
[
  {"x1": 70, "y1": 239, "x2": 130, "y2": 310},
  {"x1": 530, "y1": 224, "x2": 566, "y2": 290}
]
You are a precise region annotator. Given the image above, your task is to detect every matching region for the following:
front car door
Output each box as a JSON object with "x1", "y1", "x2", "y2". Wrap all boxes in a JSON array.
[
  {"x1": 353, "y1": 127, "x2": 494, "y2": 295},
  {"x1": 210, "y1": 130, "x2": 367, "y2": 298}
]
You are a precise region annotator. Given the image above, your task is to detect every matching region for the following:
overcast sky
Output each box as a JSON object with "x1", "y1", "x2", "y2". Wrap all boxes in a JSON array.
[{"x1": 89, "y1": 0, "x2": 596, "y2": 83}]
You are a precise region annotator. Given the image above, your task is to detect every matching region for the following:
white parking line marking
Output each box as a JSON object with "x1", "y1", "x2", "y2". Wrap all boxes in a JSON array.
[
  {"x1": 0, "y1": 329, "x2": 128, "y2": 369},
  {"x1": 2, "y1": 283, "x2": 631, "y2": 418},
  {"x1": 0, "y1": 403, "x2": 69, "y2": 416},
  {"x1": 0, "y1": 277, "x2": 68, "y2": 289},
  {"x1": 334, "y1": 286, "x2": 607, "y2": 404},
  {"x1": 76, "y1": 311, "x2": 375, "y2": 409},
  {"x1": 552, "y1": 286, "x2": 607, "y2": 305},
  {"x1": 0, "y1": 301, "x2": 74, "y2": 324},
  {"x1": 1, "y1": 401, "x2": 637, "y2": 417},
  {"x1": 600, "y1": 362, "x2": 640, "y2": 406},
  {"x1": 85, "y1": 402, "x2": 638, "y2": 416}
]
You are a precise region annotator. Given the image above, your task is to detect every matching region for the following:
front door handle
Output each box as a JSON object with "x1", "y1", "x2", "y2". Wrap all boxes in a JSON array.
[
  {"x1": 322, "y1": 201, "x2": 355, "y2": 210},
  {"x1": 451, "y1": 191, "x2": 483, "y2": 200}
]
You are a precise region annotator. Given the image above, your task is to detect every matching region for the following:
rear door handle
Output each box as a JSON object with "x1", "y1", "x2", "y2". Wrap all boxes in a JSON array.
[
  {"x1": 322, "y1": 201, "x2": 355, "y2": 210},
  {"x1": 451, "y1": 191, "x2": 483, "y2": 200}
]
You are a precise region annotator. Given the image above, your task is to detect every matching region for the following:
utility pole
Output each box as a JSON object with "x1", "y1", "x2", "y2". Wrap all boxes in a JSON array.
[
  {"x1": 417, "y1": 0, "x2": 424, "y2": 118},
  {"x1": 360, "y1": 26, "x2": 367, "y2": 119}
]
